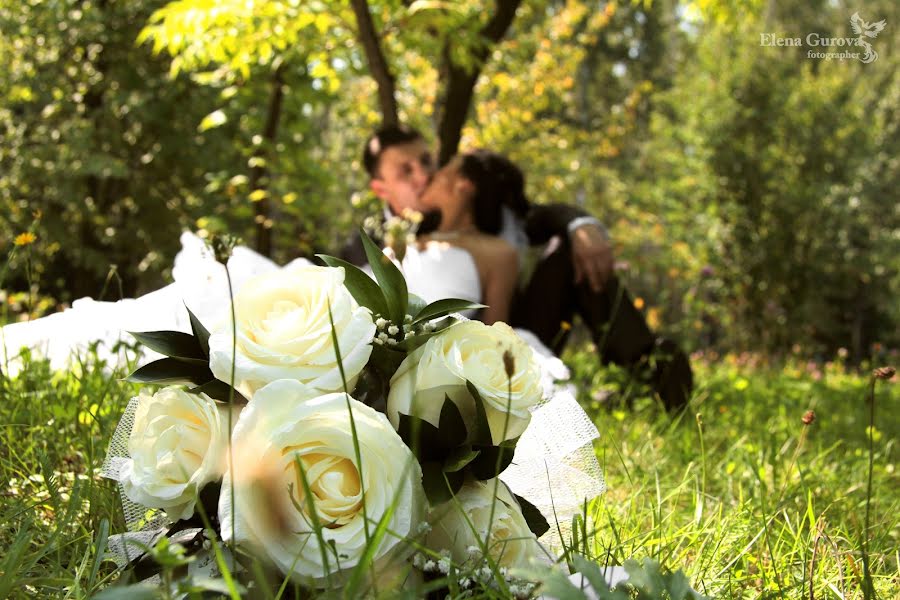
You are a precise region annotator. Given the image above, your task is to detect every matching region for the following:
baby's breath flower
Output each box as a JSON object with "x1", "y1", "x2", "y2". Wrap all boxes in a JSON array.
[
  {"x1": 375, "y1": 317, "x2": 388, "y2": 328},
  {"x1": 437, "y1": 557, "x2": 451, "y2": 574},
  {"x1": 416, "y1": 522, "x2": 432, "y2": 535},
  {"x1": 387, "y1": 325, "x2": 399, "y2": 336}
]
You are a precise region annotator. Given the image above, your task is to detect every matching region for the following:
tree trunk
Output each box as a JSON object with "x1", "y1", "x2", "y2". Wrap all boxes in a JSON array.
[
  {"x1": 250, "y1": 65, "x2": 285, "y2": 257},
  {"x1": 435, "y1": 0, "x2": 523, "y2": 166},
  {"x1": 350, "y1": 0, "x2": 399, "y2": 126}
]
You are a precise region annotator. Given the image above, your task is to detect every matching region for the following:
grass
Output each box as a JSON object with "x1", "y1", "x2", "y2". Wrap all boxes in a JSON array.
[
  {"x1": 0, "y1": 344, "x2": 897, "y2": 598},
  {"x1": 566, "y1": 347, "x2": 899, "y2": 598}
]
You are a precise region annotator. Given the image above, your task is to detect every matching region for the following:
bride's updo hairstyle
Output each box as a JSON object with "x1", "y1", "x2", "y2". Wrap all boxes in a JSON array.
[{"x1": 458, "y1": 150, "x2": 530, "y2": 235}]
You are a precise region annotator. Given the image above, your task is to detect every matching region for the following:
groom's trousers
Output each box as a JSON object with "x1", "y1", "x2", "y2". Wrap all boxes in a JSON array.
[{"x1": 509, "y1": 236, "x2": 692, "y2": 410}]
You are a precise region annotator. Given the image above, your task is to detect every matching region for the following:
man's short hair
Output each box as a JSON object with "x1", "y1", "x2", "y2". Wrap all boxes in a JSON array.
[{"x1": 362, "y1": 124, "x2": 424, "y2": 178}]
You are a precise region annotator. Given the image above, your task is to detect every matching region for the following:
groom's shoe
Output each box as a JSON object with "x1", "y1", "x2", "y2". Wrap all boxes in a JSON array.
[{"x1": 650, "y1": 338, "x2": 693, "y2": 412}]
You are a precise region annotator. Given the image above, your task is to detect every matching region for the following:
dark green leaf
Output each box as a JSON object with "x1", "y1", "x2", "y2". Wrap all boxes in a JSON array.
[
  {"x1": 412, "y1": 298, "x2": 486, "y2": 324},
  {"x1": 514, "y1": 493, "x2": 550, "y2": 538},
  {"x1": 125, "y1": 358, "x2": 213, "y2": 385},
  {"x1": 443, "y1": 446, "x2": 480, "y2": 473},
  {"x1": 397, "y1": 414, "x2": 442, "y2": 461},
  {"x1": 188, "y1": 379, "x2": 247, "y2": 404},
  {"x1": 468, "y1": 438, "x2": 519, "y2": 480},
  {"x1": 184, "y1": 305, "x2": 211, "y2": 358},
  {"x1": 436, "y1": 395, "x2": 468, "y2": 449},
  {"x1": 317, "y1": 254, "x2": 389, "y2": 317},
  {"x1": 466, "y1": 380, "x2": 493, "y2": 445},
  {"x1": 350, "y1": 367, "x2": 387, "y2": 410},
  {"x1": 368, "y1": 345, "x2": 406, "y2": 380},
  {"x1": 360, "y1": 229, "x2": 407, "y2": 324},
  {"x1": 127, "y1": 330, "x2": 206, "y2": 361},
  {"x1": 421, "y1": 461, "x2": 465, "y2": 505},
  {"x1": 394, "y1": 332, "x2": 435, "y2": 353}
]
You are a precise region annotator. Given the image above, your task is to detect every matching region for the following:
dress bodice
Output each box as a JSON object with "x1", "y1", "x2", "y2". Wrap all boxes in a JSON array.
[{"x1": 399, "y1": 242, "x2": 482, "y2": 316}]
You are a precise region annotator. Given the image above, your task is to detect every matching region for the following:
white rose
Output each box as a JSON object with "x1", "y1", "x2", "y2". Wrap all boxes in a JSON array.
[
  {"x1": 425, "y1": 479, "x2": 542, "y2": 569},
  {"x1": 387, "y1": 321, "x2": 543, "y2": 444},
  {"x1": 208, "y1": 265, "x2": 375, "y2": 395},
  {"x1": 219, "y1": 379, "x2": 425, "y2": 583},
  {"x1": 121, "y1": 387, "x2": 232, "y2": 522}
]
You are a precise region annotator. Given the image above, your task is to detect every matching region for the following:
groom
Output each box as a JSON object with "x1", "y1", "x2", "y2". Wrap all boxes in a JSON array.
[{"x1": 342, "y1": 125, "x2": 692, "y2": 411}]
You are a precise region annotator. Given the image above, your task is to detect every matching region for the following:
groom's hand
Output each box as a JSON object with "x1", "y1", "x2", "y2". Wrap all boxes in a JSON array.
[{"x1": 571, "y1": 224, "x2": 614, "y2": 293}]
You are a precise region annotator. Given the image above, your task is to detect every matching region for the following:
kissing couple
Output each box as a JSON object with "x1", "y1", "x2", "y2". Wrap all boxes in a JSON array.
[{"x1": 343, "y1": 124, "x2": 693, "y2": 411}]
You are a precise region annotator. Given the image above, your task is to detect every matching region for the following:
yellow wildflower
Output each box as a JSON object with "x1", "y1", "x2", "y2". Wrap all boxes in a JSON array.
[{"x1": 14, "y1": 232, "x2": 36, "y2": 246}]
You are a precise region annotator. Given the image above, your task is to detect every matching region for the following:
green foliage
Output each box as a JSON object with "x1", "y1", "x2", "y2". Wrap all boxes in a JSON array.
[{"x1": 2, "y1": 0, "x2": 897, "y2": 355}]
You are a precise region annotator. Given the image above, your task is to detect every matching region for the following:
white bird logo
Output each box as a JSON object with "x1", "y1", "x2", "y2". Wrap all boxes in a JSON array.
[{"x1": 850, "y1": 12, "x2": 886, "y2": 63}]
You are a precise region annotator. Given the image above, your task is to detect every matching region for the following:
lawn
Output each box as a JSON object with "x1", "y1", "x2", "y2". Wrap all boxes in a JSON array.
[{"x1": 1, "y1": 346, "x2": 897, "y2": 598}]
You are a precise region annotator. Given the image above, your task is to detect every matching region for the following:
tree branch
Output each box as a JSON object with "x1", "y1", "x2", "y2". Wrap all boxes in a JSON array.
[
  {"x1": 350, "y1": 0, "x2": 398, "y2": 126},
  {"x1": 435, "y1": 0, "x2": 523, "y2": 165}
]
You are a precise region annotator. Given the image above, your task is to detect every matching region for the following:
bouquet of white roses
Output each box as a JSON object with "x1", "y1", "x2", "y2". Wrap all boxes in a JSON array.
[{"x1": 101, "y1": 233, "x2": 562, "y2": 594}]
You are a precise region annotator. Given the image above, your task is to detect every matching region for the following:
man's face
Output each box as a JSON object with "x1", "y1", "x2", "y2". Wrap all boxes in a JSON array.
[{"x1": 369, "y1": 139, "x2": 434, "y2": 214}]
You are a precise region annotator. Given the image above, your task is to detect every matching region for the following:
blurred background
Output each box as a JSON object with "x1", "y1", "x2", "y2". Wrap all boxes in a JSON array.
[{"x1": 2, "y1": 0, "x2": 898, "y2": 362}]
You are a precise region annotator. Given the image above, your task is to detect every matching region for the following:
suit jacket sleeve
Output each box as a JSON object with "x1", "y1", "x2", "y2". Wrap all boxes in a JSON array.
[{"x1": 524, "y1": 203, "x2": 591, "y2": 246}]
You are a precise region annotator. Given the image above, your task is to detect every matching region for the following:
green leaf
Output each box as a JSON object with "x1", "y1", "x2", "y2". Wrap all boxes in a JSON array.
[
  {"x1": 397, "y1": 414, "x2": 441, "y2": 461},
  {"x1": 468, "y1": 438, "x2": 519, "y2": 480},
  {"x1": 436, "y1": 395, "x2": 467, "y2": 450},
  {"x1": 86, "y1": 518, "x2": 110, "y2": 593},
  {"x1": 412, "y1": 298, "x2": 486, "y2": 324},
  {"x1": 571, "y1": 555, "x2": 625, "y2": 598},
  {"x1": 127, "y1": 330, "x2": 207, "y2": 361},
  {"x1": 514, "y1": 493, "x2": 550, "y2": 538},
  {"x1": 465, "y1": 380, "x2": 493, "y2": 445},
  {"x1": 519, "y1": 566, "x2": 586, "y2": 600},
  {"x1": 188, "y1": 379, "x2": 247, "y2": 404},
  {"x1": 125, "y1": 358, "x2": 213, "y2": 385},
  {"x1": 360, "y1": 229, "x2": 407, "y2": 324},
  {"x1": 407, "y1": 293, "x2": 428, "y2": 319},
  {"x1": 185, "y1": 305, "x2": 210, "y2": 357},
  {"x1": 198, "y1": 109, "x2": 227, "y2": 132},
  {"x1": 92, "y1": 585, "x2": 162, "y2": 600},
  {"x1": 317, "y1": 254, "x2": 389, "y2": 317},
  {"x1": 368, "y1": 345, "x2": 406, "y2": 381},
  {"x1": 393, "y1": 332, "x2": 434, "y2": 353},
  {"x1": 421, "y1": 461, "x2": 465, "y2": 505},
  {"x1": 443, "y1": 446, "x2": 480, "y2": 473}
]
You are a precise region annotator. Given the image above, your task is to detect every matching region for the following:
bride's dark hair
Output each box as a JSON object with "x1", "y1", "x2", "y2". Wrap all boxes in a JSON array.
[{"x1": 457, "y1": 150, "x2": 530, "y2": 235}]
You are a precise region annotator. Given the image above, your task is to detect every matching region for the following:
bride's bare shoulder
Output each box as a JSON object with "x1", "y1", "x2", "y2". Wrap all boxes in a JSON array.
[{"x1": 469, "y1": 233, "x2": 517, "y2": 270}]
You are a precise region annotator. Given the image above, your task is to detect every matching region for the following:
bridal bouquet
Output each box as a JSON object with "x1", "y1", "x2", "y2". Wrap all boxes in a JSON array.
[{"x1": 101, "y1": 234, "x2": 557, "y2": 594}]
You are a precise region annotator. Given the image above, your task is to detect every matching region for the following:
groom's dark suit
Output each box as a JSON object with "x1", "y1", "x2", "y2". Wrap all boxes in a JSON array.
[{"x1": 340, "y1": 204, "x2": 692, "y2": 410}]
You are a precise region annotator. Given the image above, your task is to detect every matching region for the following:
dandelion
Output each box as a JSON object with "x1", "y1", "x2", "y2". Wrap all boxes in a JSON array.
[{"x1": 14, "y1": 232, "x2": 36, "y2": 246}]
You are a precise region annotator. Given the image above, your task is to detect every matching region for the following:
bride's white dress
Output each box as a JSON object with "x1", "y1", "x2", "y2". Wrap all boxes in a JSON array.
[{"x1": 1, "y1": 233, "x2": 610, "y2": 584}]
